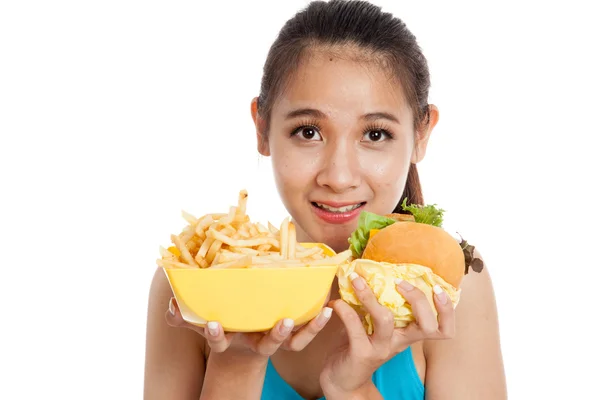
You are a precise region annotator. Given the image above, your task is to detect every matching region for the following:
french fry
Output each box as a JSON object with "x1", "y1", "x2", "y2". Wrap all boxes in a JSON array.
[
  {"x1": 157, "y1": 259, "x2": 198, "y2": 269},
  {"x1": 208, "y1": 228, "x2": 280, "y2": 248},
  {"x1": 249, "y1": 224, "x2": 259, "y2": 237},
  {"x1": 198, "y1": 258, "x2": 209, "y2": 268},
  {"x1": 268, "y1": 222, "x2": 279, "y2": 236},
  {"x1": 181, "y1": 210, "x2": 198, "y2": 225},
  {"x1": 305, "y1": 250, "x2": 352, "y2": 266},
  {"x1": 257, "y1": 244, "x2": 271, "y2": 252},
  {"x1": 230, "y1": 247, "x2": 260, "y2": 255},
  {"x1": 158, "y1": 190, "x2": 350, "y2": 271},
  {"x1": 280, "y1": 217, "x2": 289, "y2": 259},
  {"x1": 296, "y1": 247, "x2": 322, "y2": 259},
  {"x1": 219, "y1": 224, "x2": 236, "y2": 236},
  {"x1": 212, "y1": 255, "x2": 252, "y2": 269},
  {"x1": 217, "y1": 251, "x2": 246, "y2": 262},
  {"x1": 237, "y1": 226, "x2": 250, "y2": 239},
  {"x1": 256, "y1": 223, "x2": 269, "y2": 234},
  {"x1": 196, "y1": 215, "x2": 214, "y2": 236},
  {"x1": 197, "y1": 236, "x2": 215, "y2": 258},
  {"x1": 179, "y1": 226, "x2": 195, "y2": 244},
  {"x1": 218, "y1": 206, "x2": 237, "y2": 225},
  {"x1": 205, "y1": 239, "x2": 223, "y2": 265},
  {"x1": 288, "y1": 223, "x2": 296, "y2": 259},
  {"x1": 159, "y1": 247, "x2": 180, "y2": 263},
  {"x1": 171, "y1": 234, "x2": 199, "y2": 267},
  {"x1": 236, "y1": 190, "x2": 248, "y2": 217}
]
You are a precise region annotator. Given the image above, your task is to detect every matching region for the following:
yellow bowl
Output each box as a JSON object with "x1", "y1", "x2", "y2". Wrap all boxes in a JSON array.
[{"x1": 163, "y1": 243, "x2": 339, "y2": 332}]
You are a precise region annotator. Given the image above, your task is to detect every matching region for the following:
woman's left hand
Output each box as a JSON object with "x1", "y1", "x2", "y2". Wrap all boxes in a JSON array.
[{"x1": 320, "y1": 272, "x2": 456, "y2": 398}]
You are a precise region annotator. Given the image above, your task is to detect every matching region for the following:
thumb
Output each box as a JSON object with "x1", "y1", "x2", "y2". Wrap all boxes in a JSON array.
[
  {"x1": 165, "y1": 297, "x2": 186, "y2": 327},
  {"x1": 164, "y1": 298, "x2": 208, "y2": 337}
]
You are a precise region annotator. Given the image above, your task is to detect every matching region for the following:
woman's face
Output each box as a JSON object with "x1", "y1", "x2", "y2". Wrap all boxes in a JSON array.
[{"x1": 252, "y1": 49, "x2": 436, "y2": 252}]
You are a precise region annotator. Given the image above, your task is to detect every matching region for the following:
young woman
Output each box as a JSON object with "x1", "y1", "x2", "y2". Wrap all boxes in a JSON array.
[{"x1": 144, "y1": 1, "x2": 506, "y2": 399}]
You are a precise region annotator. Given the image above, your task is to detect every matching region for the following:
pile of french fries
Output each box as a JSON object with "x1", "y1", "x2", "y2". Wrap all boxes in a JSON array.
[{"x1": 157, "y1": 190, "x2": 351, "y2": 269}]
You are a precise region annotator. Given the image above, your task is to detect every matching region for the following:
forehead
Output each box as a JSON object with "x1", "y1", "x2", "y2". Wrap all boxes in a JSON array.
[{"x1": 274, "y1": 46, "x2": 410, "y2": 118}]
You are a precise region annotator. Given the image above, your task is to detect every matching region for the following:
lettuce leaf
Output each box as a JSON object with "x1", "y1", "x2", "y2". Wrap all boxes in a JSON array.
[
  {"x1": 400, "y1": 198, "x2": 445, "y2": 227},
  {"x1": 348, "y1": 212, "x2": 397, "y2": 258}
]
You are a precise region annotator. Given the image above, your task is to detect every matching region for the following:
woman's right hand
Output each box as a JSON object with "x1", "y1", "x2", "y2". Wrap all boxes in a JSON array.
[{"x1": 165, "y1": 297, "x2": 333, "y2": 357}]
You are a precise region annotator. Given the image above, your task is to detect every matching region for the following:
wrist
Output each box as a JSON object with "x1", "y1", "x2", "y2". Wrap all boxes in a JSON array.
[
  {"x1": 201, "y1": 351, "x2": 269, "y2": 400},
  {"x1": 210, "y1": 348, "x2": 270, "y2": 368}
]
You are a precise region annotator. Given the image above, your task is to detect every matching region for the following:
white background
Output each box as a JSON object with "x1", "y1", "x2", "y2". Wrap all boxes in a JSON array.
[{"x1": 1, "y1": 0, "x2": 598, "y2": 398}]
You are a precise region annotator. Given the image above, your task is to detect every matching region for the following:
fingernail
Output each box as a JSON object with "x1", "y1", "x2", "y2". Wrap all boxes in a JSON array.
[
  {"x1": 317, "y1": 307, "x2": 333, "y2": 327},
  {"x1": 280, "y1": 318, "x2": 294, "y2": 335},
  {"x1": 394, "y1": 278, "x2": 414, "y2": 291},
  {"x1": 433, "y1": 285, "x2": 448, "y2": 305},
  {"x1": 349, "y1": 272, "x2": 366, "y2": 290},
  {"x1": 168, "y1": 298, "x2": 176, "y2": 316},
  {"x1": 207, "y1": 321, "x2": 220, "y2": 336}
]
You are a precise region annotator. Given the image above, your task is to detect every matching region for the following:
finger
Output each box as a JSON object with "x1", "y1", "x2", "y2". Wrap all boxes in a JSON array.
[
  {"x1": 282, "y1": 307, "x2": 332, "y2": 351},
  {"x1": 165, "y1": 297, "x2": 205, "y2": 336},
  {"x1": 329, "y1": 299, "x2": 370, "y2": 350},
  {"x1": 432, "y1": 285, "x2": 456, "y2": 338},
  {"x1": 349, "y1": 272, "x2": 394, "y2": 342},
  {"x1": 291, "y1": 322, "x2": 307, "y2": 333},
  {"x1": 395, "y1": 279, "x2": 438, "y2": 337},
  {"x1": 202, "y1": 321, "x2": 234, "y2": 353},
  {"x1": 254, "y1": 318, "x2": 294, "y2": 356},
  {"x1": 165, "y1": 298, "x2": 233, "y2": 352}
]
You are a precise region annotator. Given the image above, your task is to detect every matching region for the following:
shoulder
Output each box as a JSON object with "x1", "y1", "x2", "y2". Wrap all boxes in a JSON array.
[
  {"x1": 423, "y1": 248, "x2": 507, "y2": 399},
  {"x1": 437, "y1": 247, "x2": 500, "y2": 337},
  {"x1": 456, "y1": 248, "x2": 498, "y2": 318}
]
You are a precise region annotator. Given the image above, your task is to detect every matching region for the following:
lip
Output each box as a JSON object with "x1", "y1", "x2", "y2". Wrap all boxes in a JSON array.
[
  {"x1": 312, "y1": 200, "x2": 366, "y2": 207},
  {"x1": 310, "y1": 202, "x2": 366, "y2": 224}
]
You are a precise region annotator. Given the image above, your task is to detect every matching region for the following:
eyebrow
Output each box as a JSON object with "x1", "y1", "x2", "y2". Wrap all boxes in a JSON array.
[
  {"x1": 285, "y1": 108, "x2": 327, "y2": 120},
  {"x1": 360, "y1": 112, "x2": 400, "y2": 124},
  {"x1": 285, "y1": 108, "x2": 400, "y2": 124}
]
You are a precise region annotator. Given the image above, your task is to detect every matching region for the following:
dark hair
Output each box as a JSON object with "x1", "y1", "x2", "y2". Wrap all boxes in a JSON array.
[{"x1": 257, "y1": 0, "x2": 430, "y2": 211}]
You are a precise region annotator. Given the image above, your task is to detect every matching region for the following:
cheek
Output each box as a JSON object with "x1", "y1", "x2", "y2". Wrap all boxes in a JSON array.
[
  {"x1": 359, "y1": 148, "x2": 411, "y2": 208},
  {"x1": 270, "y1": 142, "x2": 320, "y2": 198},
  {"x1": 360, "y1": 148, "x2": 410, "y2": 183}
]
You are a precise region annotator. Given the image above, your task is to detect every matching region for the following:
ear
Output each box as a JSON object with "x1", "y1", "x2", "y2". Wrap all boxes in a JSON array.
[
  {"x1": 251, "y1": 97, "x2": 270, "y2": 156},
  {"x1": 411, "y1": 104, "x2": 439, "y2": 164}
]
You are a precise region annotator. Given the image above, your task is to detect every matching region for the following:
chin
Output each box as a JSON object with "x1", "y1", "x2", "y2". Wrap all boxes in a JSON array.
[
  {"x1": 313, "y1": 231, "x2": 353, "y2": 254},
  {"x1": 295, "y1": 212, "x2": 357, "y2": 253}
]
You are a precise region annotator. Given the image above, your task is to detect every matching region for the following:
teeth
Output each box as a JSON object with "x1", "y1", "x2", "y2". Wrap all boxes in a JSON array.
[{"x1": 315, "y1": 202, "x2": 362, "y2": 212}]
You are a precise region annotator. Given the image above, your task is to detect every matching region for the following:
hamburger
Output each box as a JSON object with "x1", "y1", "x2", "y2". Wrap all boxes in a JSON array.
[{"x1": 337, "y1": 199, "x2": 483, "y2": 334}]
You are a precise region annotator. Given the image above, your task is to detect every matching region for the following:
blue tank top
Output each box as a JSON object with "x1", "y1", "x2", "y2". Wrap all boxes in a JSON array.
[{"x1": 261, "y1": 347, "x2": 425, "y2": 399}]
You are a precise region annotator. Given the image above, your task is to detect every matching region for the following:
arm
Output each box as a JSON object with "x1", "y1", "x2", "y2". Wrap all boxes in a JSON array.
[
  {"x1": 200, "y1": 351, "x2": 269, "y2": 400},
  {"x1": 144, "y1": 267, "x2": 278, "y2": 400},
  {"x1": 423, "y1": 251, "x2": 507, "y2": 399},
  {"x1": 144, "y1": 268, "x2": 205, "y2": 400}
]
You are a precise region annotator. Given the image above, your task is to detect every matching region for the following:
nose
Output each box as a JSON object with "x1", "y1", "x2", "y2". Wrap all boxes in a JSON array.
[{"x1": 315, "y1": 140, "x2": 361, "y2": 193}]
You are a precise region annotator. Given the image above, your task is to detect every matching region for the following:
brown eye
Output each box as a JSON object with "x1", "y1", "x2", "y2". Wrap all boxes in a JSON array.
[
  {"x1": 292, "y1": 125, "x2": 322, "y2": 141},
  {"x1": 302, "y1": 127, "x2": 317, "y2": 139},
  {"x1": 369, "y1": 130, "x2": 382, "y2": 141},
  {"x1": 363, "y1": 129, "x2": 391, "y2": 142}
]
